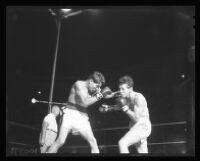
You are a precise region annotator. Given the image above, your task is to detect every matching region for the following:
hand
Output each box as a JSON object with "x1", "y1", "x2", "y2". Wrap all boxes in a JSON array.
[
  {"x1": 96, "y1": 92, "x2": 103, "y2": 100},
  {"x1": 99, "y1": 103, "x2": 124, "y2": 112},
  {"x1": 95, "y1": 87, "x2": 101, "y2": 94},
  {"x1": 122, "y1": 105, "x2": 129, "y2": 112},
  {"x1": 99, "y1": 104, "x2": 110, "y2": 112}
]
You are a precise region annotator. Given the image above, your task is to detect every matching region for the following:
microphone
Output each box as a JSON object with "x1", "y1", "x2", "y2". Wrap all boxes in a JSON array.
[{"x1": 31, "y1": 98, "x2": 37, "y2": 104}]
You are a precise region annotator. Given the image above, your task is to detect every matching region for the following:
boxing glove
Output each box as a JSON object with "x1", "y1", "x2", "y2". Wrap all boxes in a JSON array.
[{"x1": 115, "y1": 97, "x2": 129, "y2": 112}]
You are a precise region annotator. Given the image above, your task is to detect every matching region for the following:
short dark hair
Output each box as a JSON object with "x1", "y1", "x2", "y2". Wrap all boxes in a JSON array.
[
  {"x1": 119, "y1": 75, "x2": 134, "y2": 88},
  {"x1": 88, "y1": 71, "x2": 105, "y2": 86}
]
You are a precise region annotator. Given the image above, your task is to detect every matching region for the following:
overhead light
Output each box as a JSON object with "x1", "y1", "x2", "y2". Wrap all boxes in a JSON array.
[
  {"x1": 60, "y1": 9, "x2": 72, "y2": 13},
  {"x1": 49, "y1": 8, "x2": 83, "y2": 19},
  {"x1": 181, "y1": 74, "x2": 185, "y2": 78}
]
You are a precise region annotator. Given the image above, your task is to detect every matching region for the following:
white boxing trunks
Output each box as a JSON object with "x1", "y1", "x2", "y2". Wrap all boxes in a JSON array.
[
  {"x1": 130, "y1": 118, "x2": 151, "y2": 142},
  {"x1": 62, "y1": 108, "x2": 91, "y2": 135}
]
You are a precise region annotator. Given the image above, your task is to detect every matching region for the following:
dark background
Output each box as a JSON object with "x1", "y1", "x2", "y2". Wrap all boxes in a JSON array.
[{"x1": 6, "y1": 6, "x2": 195, "y2": 154}]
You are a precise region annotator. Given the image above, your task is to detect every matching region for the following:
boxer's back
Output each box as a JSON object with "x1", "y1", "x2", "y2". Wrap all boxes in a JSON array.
[
  {"x1": 68, "y1": 80, "x2": 88, "y2": 108},
  {"x1": 129, "y1": 92, "x2": 150, "y2": 124}
]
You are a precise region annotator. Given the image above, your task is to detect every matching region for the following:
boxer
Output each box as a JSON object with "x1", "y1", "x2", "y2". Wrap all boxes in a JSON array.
[
  {"x1": 100, "y1": 75, "x2": 151, "y2": 153},
  {"x1": 47, "y1": 71, "x2": 113, "y2": 153}
]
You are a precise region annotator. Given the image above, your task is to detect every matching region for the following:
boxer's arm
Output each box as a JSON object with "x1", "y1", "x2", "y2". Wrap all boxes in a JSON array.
[
  {"x1": 125, "y1": 94, "x2": 146, "y2": 120},
  {"x1": 100, "y1": 104, "x2": 122, "y2": 112},
  {"x1": 103, "y1": 92, "x2": 116, "y2": 99},
  {"x1": 74, "y1": 81, "x2": 99, "y2": 106},
  {"x1": 133, "y1": 94, "x2": 147, "y2": 115},
  {"x1": 112, "y1": 104, "x2": 122, "y2": 110},
  {"x1": 123, "y1": 106, "x2": 137, "y2": 121}
]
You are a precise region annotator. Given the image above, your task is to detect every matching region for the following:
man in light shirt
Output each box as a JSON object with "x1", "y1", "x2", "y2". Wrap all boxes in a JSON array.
[{"x1": 39, "y1": 105, "x2": 60, "y2": 153}]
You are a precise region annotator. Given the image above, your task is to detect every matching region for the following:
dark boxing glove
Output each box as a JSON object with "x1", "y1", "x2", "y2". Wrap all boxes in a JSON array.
[
  {"x1": 115, "y1": 97, "x2": 129, "y2": 112},
  {"x1": 101, "y1": 87, "x2": 112, "y2": 97},
  {"x1": 96, "y1": 86, "x2": 112, "y2": 100}
]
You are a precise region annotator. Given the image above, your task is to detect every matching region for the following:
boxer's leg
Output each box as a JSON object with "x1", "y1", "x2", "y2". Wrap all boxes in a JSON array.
[
  {"x1": 135, "y1": 139, "x2": 148, "y2": 153},
  {"x1": 135, "y1": 122, "x2": 151, "y2": 154},
  {"x1": 118, "y1": 126, "x2": 143, "y2": 153},
  {"x1": 78, "y1": 121, "x2": 99, "y2": 153}
]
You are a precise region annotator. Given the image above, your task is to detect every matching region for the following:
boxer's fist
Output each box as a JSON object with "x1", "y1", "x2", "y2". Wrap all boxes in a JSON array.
[
  {"x1": 96, "y1": 86, "x2": 113, "y2": 100},
  {"x1": 99, "y1": 104, "x2": 109, "y2": 112},
  {"x1": 115, "y1": 97, "x2": 129, "y2": 112},
  {"x1": 115, "y1": 97, "x2": 128, "y2": 107},
  {"x1": 101, "y1": 87, "x2": 113, "y2": 98}
]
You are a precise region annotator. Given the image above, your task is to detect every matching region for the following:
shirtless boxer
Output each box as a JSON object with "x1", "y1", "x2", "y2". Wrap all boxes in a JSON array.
[
  {"x1": 117, "y1": 76, "x2": 151, "y2": 153},
  {"x1": 101, "y1": 75, "x2": 151, "y2": 153},
  {"x1": 47, "y1": 71, "x2": 113, "y2": 153}
]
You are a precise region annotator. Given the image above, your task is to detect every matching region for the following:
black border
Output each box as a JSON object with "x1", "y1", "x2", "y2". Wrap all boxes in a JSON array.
[{"x1": 4, "y1": 0, "x2": 199, "y2": 160}]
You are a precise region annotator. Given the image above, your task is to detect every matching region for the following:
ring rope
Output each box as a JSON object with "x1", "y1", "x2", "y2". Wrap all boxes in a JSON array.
[
  {"x1": 8, "y1": 141, "x2": 36, "y2": 147},
  {"x1": 7, "y1": 120, "x2": 187, "y2": 132},
  {"x1": 62, "y1": 141, "x2": 187, "y2": 149},
  {"x1": 7, "y1": 141, "x2": 187, "y2": 150},
  {"x1": 8, "y1": 121, "x2": 40, "y2": 131},
  {"x1": 94, "y1": 121, "x2": 187, "y2": 131}
]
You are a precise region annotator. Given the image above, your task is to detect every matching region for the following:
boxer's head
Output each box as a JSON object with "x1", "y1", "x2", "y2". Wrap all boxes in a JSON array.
[
  {"x1": 118, "y1": 75, "x2": 134, "y2": 98},
  {"x1": 87, "y1": 71, "x2": 105, "y2": 95},
  {"x1": 52, "y1": 105, "x2": 60, "y2": 117}
]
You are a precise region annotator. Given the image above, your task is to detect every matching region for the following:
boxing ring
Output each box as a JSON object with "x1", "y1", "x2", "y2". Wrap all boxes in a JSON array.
[
  {"x1": 6, "y1": 8, "x2": 195, "y2": 156},
  {"x1": 58, "y1": 120, "x2": 188, "y2": 154},
  {"x1": 7, "y1": 120, "x2": 189, "y2": 155}
]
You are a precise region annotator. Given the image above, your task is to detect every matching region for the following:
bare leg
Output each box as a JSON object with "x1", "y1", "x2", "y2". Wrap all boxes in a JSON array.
[
  {"x1": 78, "y1": 125, "x2": 99, "y2": 153},
  {"x1": 118, "y1": 128, "x2": 142, "y2": 153},
  {"x1": 136, "y1": 140, "x2": 148, "y2": 153}
]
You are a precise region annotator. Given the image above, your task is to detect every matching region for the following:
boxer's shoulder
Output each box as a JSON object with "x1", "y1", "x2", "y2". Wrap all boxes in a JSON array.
[
  {"x1": 130, "y1": 92, "x2": 146, "y2": 106},
  {"x1": 133, "y1": 92, "x2": 145, "y2": 100},
  {"x1": 74, "y1": 80, "x2": 81, "y2": 86},
  {"x1": 74, "y1": 80, "x2": 85, "y2": 88},
  {"x1": 73, "y1": 81, "x2": 82, "y2": 91}
]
